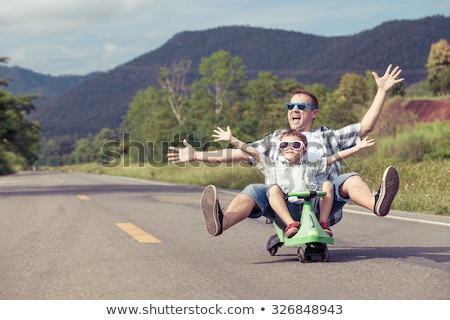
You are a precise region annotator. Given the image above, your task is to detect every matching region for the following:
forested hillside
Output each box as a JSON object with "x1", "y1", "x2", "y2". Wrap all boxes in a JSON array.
[
  {"x1": 2, "y1": 66, "x2": 99, "y2": 102},
  {"x1": 10, "y1": 15, "x2": 450, "y2": 138}
]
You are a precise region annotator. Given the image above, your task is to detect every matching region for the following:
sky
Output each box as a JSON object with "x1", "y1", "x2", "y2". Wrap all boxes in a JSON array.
[{"x1": 1, "y1": 0, "x2": 449, "y2": 76}]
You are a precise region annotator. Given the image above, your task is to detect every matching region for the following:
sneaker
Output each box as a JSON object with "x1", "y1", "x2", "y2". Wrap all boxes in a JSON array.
[
  {"x1": 374, "y1": 166, "x2": 400, "y2": 216},
  {"x1": 200, "y1": 185, "x2": 223, "y2": 236},
  {"x1": 285, "y1": 221, "x2": 300, "y2": 238},
  {"x1": 319, "y1": 220, "x2": 333, "y2": 237}
]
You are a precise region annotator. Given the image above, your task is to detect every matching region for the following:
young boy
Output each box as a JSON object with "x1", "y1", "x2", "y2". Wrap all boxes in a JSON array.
[{"x1": 213, "y1": 126, "x2": 374, "y2": 238}]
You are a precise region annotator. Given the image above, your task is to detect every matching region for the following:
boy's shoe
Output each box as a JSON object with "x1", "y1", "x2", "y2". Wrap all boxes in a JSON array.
[
  {"x1": 200, "y1": 185, "x2": 223, "y2": 236},
  {"x1": 374, "y1": 166, "x2": 400, "y2": 216},
  {"x1": 285, "y1": 221, "x2": 300, "y2": 238},
  {"x1": 319, "y1": 220, "x2": 333, "y2": 237}
]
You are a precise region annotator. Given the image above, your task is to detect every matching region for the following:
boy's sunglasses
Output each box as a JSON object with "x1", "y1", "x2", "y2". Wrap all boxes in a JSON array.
[
  {"x1": 285, "y1": 102, "x2": 317, "y2": 111},
  {"x1": 279, "y1": 141, "x2": 305, "y2": 150}
]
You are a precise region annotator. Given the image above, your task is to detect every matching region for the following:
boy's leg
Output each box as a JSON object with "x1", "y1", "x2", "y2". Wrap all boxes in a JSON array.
[
  {"x1": 267, "y1": 185, "x2": 296, "y2": 225},
  {"x1": 319, "y1": 180, "x2": 334, "y2": 223},
  {"x1": 318, "y1": 181, "x2": 334, "y2": 237},
  {"x1": 267, "y1": 185, "x2": 299, "y2": 238}
]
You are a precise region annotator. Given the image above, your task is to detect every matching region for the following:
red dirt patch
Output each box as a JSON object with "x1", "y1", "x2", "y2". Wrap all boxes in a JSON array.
[{"x1": 403, "y1": 99, "x2": 450, "y2": 123}]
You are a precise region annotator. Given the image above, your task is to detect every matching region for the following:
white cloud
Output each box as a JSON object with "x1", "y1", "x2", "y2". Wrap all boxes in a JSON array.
[
  {"x1": 0, "y1": 0, "x2": 157, "y2": 35},
  {"x1": 103, "y1": 43, "x2": 132, "y2": 61},
  {"x1": 1, "y1": 0, "x2": 448, "y2": 75}
]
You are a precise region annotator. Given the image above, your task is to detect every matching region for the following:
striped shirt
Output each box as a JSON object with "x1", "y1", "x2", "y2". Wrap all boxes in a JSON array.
[{"x1": 256, "y1": 153, "x2": 327, "y2": 203}]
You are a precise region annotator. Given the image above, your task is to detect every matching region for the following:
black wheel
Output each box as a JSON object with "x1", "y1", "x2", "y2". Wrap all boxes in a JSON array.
[
  {"x1": 320, "y1": 246, "x2": 329, "y2": 262},
  {"x1": 269, "y1": 246, "x2": 278, "y2": 256},
  {"x1": 304, "y1": 245, "x2": 313, "y2": 261},
  {"x1": 297, "y1": 247, "x2": 305, "y2": 263},
  {"x1": 267, "y1": 234, "x2": 282, "y2": 256}
]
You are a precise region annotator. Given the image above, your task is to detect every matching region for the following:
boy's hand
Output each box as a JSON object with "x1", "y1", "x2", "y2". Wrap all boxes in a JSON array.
[
  {"x1": 213, "y1": 126, "x2": 233, "y2": 142},
  {"x1": 357, "y1": 136, "x2": 375, "y2": 150}
]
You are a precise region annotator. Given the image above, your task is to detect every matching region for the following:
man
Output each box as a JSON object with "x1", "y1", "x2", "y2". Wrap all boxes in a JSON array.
[{"x1": 168, "y1": 64, "x2": 403, "y2": 237}]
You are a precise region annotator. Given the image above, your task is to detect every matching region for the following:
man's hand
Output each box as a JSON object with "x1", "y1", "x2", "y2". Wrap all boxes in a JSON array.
[
  {"x1": 360, "y1": 64, "x2": 405, "y2": 136},
  {"x1": 167, "y1": 139, "x2": 195, "y2": 163},
  {"x1": 373, "y1": 64, "x2": 405, "y2": 93}
]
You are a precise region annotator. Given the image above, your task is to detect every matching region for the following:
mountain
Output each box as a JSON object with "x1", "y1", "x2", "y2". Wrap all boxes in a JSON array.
[
  {"x1": 8, "y1": 15, "x2": 450, "y2": 138},
  {"x1": 1, "y1": 66, "x2": 99, "y2": 102}
]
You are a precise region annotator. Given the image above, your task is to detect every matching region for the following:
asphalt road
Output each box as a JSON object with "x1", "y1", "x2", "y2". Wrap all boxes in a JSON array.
[{"x1": 0, "y1": 171, "x2": 449, "y2": 300}]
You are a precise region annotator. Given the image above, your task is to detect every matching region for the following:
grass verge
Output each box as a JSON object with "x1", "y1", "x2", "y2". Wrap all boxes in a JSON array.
[{"x1": 53, "y1": 158, "x2": 449, "y2": 216}]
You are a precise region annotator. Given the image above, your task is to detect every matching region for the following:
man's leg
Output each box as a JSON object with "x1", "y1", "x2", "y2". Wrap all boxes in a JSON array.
[
  {"x1": 222, "y1": 193, "x2": 258, "y2": 231},
  {"x1": 337, "y1": 174, "x2": 374, "y2": 210},
  {"x1": 200, "y1": 184, "x2": 268, "y2": 236},
  {"x1": 337, "y1": 167, "x2": 399, "y2": 216}
]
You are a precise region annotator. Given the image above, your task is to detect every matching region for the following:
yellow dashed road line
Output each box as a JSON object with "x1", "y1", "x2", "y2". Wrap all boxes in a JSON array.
[
  {"x1": 115, "y1": 223, "x2": 162, "y2": 243},
  {"x1": 74, "y1": 193, "x2": 160, "y2": 243}
]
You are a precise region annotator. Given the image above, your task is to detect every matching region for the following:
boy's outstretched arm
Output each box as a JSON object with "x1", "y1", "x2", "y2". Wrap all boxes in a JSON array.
[
  {"x1": 326, "y1": 136, "x2": 375, "y2": 165},
  {"x1": 213, "y1": 126, "x2": 261, "y2": 163}
]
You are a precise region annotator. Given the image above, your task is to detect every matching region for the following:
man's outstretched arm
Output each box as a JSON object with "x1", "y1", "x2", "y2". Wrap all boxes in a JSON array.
[
  {"x1": 167, "y1": 139, "x2": 250, "y2": 163},
  {"x1": 360, "y1": 64, "x2": 404, "y2": 137}
]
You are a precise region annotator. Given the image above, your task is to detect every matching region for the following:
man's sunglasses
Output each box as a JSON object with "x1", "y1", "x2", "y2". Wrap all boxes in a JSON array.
[
  {"x1": 279, "y1": 140, "x2": 305, "y2": 150},
  {"x1": 285, "y1": 102, "x2": 317, "y2": 111}
]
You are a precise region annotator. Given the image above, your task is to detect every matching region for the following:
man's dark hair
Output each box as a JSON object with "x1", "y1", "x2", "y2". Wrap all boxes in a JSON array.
[{"x1": 290, "y1": 89, "x2": 319, "y2": 109}]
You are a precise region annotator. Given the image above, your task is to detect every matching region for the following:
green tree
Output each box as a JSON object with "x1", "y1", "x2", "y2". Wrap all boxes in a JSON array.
[
  {"x1": 179, "y1": 79, "x2": 217, "y2": 148},
  {"x1": 180, "y1": 50, "x2": 247, "y2": 148},
  {"x1": 197, "y1": 50, "x2": 246, "y2": 118},
  {"x1": 239, "y1": 71, "x2": 286, "y2": 139},
  {"x1": 0, "y1": 57, "x2": 9, "y2": 86},
  {"x1": 70, "y1": 134, "x2": 95, "y2": 164},
  {"x1": 157, "y1": 59, "x2": 192, "y2": 124},
  {"x1": 426, "y1": 38, "x2": 450, "y2": 96},
  {"x1": 37, "y1": 138, "x2": 64, "y2": 166},
  {"x1": 36, "y1": 135, "x2": 77, "y2": 166},
  {"x1": 320, "y1": 73, "x2": 367, "y2": 129},
  {"x1": 94, "y1": 128, "x2": 119, "y2": 165},
  {"x1": 0, "y1": 58, "x2": 41, "y2": 173},
  {"x1": 121, "y1": 87, "x2": 177, "y2": 164}
]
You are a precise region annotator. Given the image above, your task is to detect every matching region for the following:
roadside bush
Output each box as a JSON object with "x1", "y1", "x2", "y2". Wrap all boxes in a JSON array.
[
  {"x1": 378, "y1": 121, "x2": 450, "y2": 162},
  {"x1": 0, "y1": 149, "x2": 26, "y2": 174}
]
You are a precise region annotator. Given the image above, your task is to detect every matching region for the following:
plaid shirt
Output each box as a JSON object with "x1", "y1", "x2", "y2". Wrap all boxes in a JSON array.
[
  {"x1": 248, "y1": 123, "x2": 361, "y2": 224},
  {"x1": 249, "y1": 123, "x2": 361, "y2": 185}
]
